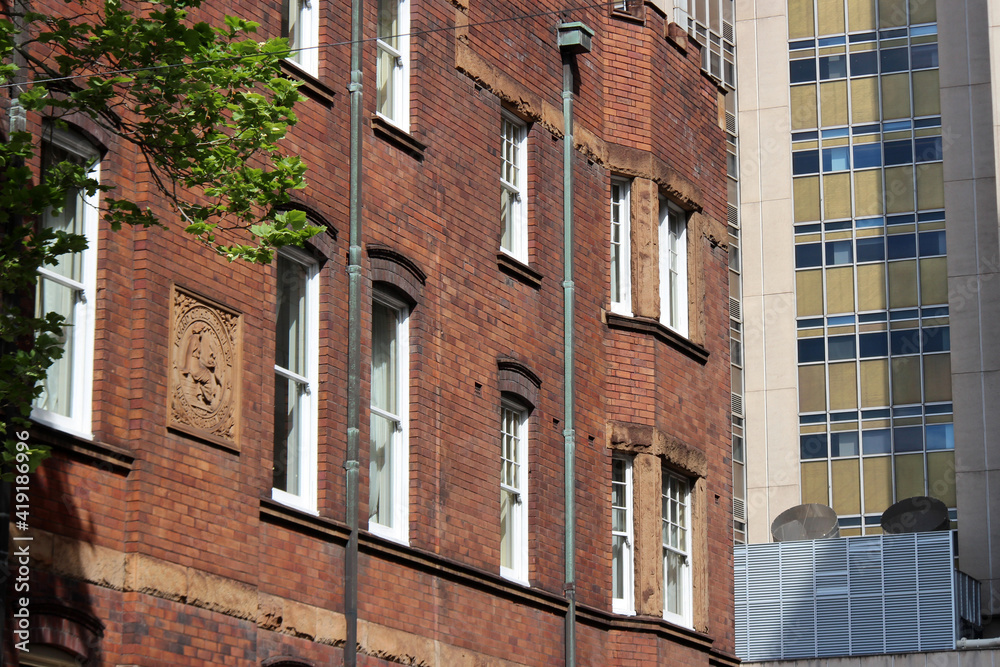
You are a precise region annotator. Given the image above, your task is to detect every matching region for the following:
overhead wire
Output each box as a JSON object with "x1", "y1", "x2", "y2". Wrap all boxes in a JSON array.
[{"x1": 0, "y1": 0, "x2": 615, "y2": 90}]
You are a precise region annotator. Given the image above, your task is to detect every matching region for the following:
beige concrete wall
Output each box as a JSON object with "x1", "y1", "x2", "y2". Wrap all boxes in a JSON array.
[
  {"x1": 940, "y1": 0, "x2": 1000, "y2": 622},
  {"x1": 737, "y1": 0, "x2": 803, "y2": 543}
]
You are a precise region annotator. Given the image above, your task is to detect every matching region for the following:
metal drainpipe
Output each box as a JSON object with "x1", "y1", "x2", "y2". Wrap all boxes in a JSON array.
[
  {"x1": 344, "y1": 0, "x2": 364, "y2": 660},
  {"x1": 557, "y1": 21, "x2": 593, "y2": 667}
]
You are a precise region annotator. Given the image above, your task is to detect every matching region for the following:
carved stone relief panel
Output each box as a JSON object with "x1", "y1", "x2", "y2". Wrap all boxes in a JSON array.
[{"x1": 168, "y1": 286, "x2": 242, "y2": 450}]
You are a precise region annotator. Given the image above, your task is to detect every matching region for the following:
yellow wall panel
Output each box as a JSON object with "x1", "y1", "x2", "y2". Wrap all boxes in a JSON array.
[
  {"x1": 916, "y1": 162, "x2": 944, "y2": 210},
  {"x1": 848, "y1": 0, "x2": 877, "y2": 30},
  {"x1": 851, "y1": 77, "x2": 880, "y2": 124},
  {"x1": 832, "y1": 459, "x2": 862, "y2": 515},
  {"x1": 920, "y1": 256, "x2": 948, "y2": 305},
  {"x1": 797, "y1": 269, "x2": 824, "y2": 316},
  {"x1": 888, "y1": 260, "x2": 918, "y2": 308},
  {"x1": 791, "y1": 85, "x2": 819, "y2": 130},
  {"x1": 829, "y1": 361, "x2": 859, "y2": 410},
  {"x1": 821, "y1": 80, "x2": 849, "y2": 127},
  {"x1": 923, "y1": 353, "x2": 952, "y2": 402},
  {"x1": 913, "y1": 70, "x2": 941, "y2": 117},
  {"x1": 909, "y1": 0, "x2": 936, "y2": 24},
  {"x1": 854, "y1": 170, "x2": 884, "y2": 217},
  {"x1": 895, "y1": 454, "x2": 925, "y2": 499},
  {"x1": 789, "y1": 0, "x2": 817, "y2": 38},
  {"x1": 879, "y1": 0, "x2": 907, "y2": 26},
  {"x1": 802, "y1": 461, "x2": 830, "y2": 505},
  {"x1": 826, "y1": 266, "x2": 856, "y2": 314},
  {"x1": 863, "y1": 456, "x2": 893, "y2": 514},
  {"x1": 891, "y1": 356, "x2": 922, "y2": 404},
  {"x1": 881, "y1": 74, "x2": 911, "y2": 119},
  {"x1": 885, "y1": 165, "x2": 915, "y2": 213},
  {"x1": 818, "y1": 0, "x2": 846, "y2": 35},
  {"x1": 860, "y1": 359, "x2": 889, "y2": 407},
  {"x1": 794, "y1": 176, "x2": 822, "y2": 222},
  {"x1": 927, "y1": 452, "x2": 956, "y2": 507},
  {"x1": 799, "y1": 364, "x2": 828, "y2": 413},
  {"x1": 824, "y1": 172, "x2": 852, "y2": 220},
  {"x1": 857, "y1": 263, "x2": 887, "y2": 310}
]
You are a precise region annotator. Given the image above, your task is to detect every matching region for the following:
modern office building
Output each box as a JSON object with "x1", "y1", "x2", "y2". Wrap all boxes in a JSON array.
[{"x1": 736, "y1": 0, "x2": 1000, "y2": 639}]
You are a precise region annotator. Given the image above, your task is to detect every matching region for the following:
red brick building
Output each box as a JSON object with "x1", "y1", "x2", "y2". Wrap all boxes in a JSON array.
[{"x1": 13, "y1": 0, "x2": 737, "y2": 665}]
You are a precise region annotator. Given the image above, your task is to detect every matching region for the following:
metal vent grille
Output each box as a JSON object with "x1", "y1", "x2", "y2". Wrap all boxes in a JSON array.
[
  {"x1": 733, "y1": 497, "x2": 746, "y2": 522},
  {"x1": 729, "y1": 297, "x2": 742, "y2": 320},
  {"x1": 723, "y1": 21, "x2": 734, "y2": 42},
  {"x1": 726, "y1": 111, "x2": 736, "y2": 134},
  {"x1": 728, "y1": 204, "x2": 739, "y2": 228},
  {"x1": 731, "y1": 392, "x2": 743, "y2": 416},
  {"x1": 735, "y1": 532, "x2": 959, "y2": 661}
]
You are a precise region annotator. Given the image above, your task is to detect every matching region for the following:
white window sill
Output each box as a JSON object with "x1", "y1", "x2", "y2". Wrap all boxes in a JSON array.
[
  {"x1": 271, "y1": 489, "x2": 319, "y2": 516},
  {"x1": 30, "y1": 410, "x2": 93, "y2": 442},
  {"x1": 368, "y1": 521, "x2": 409, "y2": 546}
]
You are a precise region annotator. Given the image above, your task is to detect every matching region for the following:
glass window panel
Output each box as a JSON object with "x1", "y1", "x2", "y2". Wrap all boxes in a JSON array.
[
  {"x1": 926, "y1": 423, "x2": 954, "y2": 451},
  {"x1": 919, "y1": 257, "x2": 948, "y2": 305},
  {"x1": 820, "y1": 80, "x2": 849, "y2": 127},
  {"x1": 890, "y1": 329, "x2": 921, "y2": 355},
  {"x1": 824, "y1": 172, "x2": 852, "y2": 219},
  {"x1": 857, "y1": 263, "x2": 887, "y2": 310},
  {"x1": 831, "y1": 431, "x2": 860, "y2": 456},
  {"x1": 823, "y1": 146, "x2": 850, "y2": 172},
  {"x1": 793, "y1": 150, "x2": 821, "y2": 175},
  {"x1": 817, "y1": 0, "x2": 845, "y2": 35},
  {"x1": 848, "y1": 0, "x2": 876, "y2": 30},
  {"x1": 826, "y1": 240, "x2": 854, "y2": 265},
  {"x1": 829, "y1": 335, "x2": 857, "y2": 360},
  {"x1": 34, "y1": 278, "x2": 77, "y2": 417},
  {"x1": 922, "y1": 326, "x2": 949, "y2": 352},
  {"x1": 918, "y1": 230, "x2": 946, "y2": 256},
  {"x1": 854, "y1": 169, "x2": 884, "y2": 216},
  {"x1": 878, "y1": 0, "x2": 906, "y2": 27},
  {"x1": 884, "y1": 140, "x2": 913, "y2": 166},
  {"x1": 914, "y1": 137, "x2": 942, "y2": 162},
  {"x1": 819, "y1": 55, "x2": 847, "y2": 80},
  {"x1": 881, "y1": 74, "x2": 912, "y2": 120},
  {"x1": 796, "y1": 243, "x2": 823, "y2": 268},
  {"x1": 859, "y1": 332, "x2": 889, "y2": 357},
  {"x1": 799, "y1": 337, "x2": 826, "y2": 362},
  {"x1": 894, "y1": 425, "x2": 923, "y2": 451},
  {"x1": 826, "y1": 266, "x2": 856, "y2": 314},
  {"x1": 863, "y1": 428, "x2": 892, "y2": 454},
  {"x1": 880, "y1": 47, "x2": 909, "y2": 73},
  {"x1": 916, "y1": 162, "x2": 945, "y2": 210},
  {"x1": 909, "y1": 0, "x2": 936, "y2": 24},
  {"x1": 788, "y1": 0, "x2": 816, "y2": 38},
  {"x1": 791, "y1": 59, "x2": 818, "y2": 83},
  {"x1": 887, "y1": 233, "x2": 917, "y2": 260},
  {"x1": 801, "y1": 433, "x2": 829, "y2": 459},
  {"x1": 853, "y1": 143, "x2": 882, "y2": 169},
  {"x1": 910, "y1": 44, "x2": 938, "y2": 70},
  {"x1": 856, "y1": 237, "x2": 885, "y2": 263},
  {"x1": 850, "y1": 51, "x2": 878, "y2": 76}
]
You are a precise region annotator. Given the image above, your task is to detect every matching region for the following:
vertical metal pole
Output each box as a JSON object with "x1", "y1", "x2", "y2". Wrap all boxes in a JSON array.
[
  {"x1": 561, "y1": 53, "x2": 577, "y2": 667},
  {"x1": 344, "y1": 0, "x2": 364, "y2": 660}
]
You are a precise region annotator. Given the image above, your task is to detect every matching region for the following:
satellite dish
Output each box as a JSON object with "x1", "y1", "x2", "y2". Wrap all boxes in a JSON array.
[
  {"x1": 771, "y1": 503, "x2": 840, "y2": 542},
  {"x1": 880, "y1": 496, "x2": 950, "y2": 534}
]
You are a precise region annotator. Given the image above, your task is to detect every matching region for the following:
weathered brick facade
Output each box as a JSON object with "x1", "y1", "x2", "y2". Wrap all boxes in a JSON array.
[{"x1": 12, "y1": 0, "x2": 736, "y2": 665}]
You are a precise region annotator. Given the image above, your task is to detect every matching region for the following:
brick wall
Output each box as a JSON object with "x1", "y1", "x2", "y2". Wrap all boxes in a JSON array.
[{"x1": 15, "y1": 0, "x2": 736, "y2": 665}]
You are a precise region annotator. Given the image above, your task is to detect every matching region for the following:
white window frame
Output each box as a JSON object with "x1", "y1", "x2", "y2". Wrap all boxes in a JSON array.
[
  {"x1": 368, "y1": 290, "x2": 409, "y2": 543},
  {"x1": 662, "y1": 468, "x2": 692, "y2": 627},
  {"x1": 376, "y1": 0, "x2": 410, "y2": 130},
  {"x1": 271, "y1": 247, "x2": 319, "y2": 514},
  {"x1": 610, "y1": 178, "x2": 632, "y2": 316},
  {"x1": 659, "y1": 196, "x2": 688, "y2": 336},
  {"x1": 283, "y1": 0, "x2": 319, "y2": 76},
  {"x1": 31, "y1": 129, "x2": 99, "y2": 440},
  {"x1": 500, "y1": 111, "x2": 528, "y2": 263},
  {"x1": 612, "y1": 455, "x2": 635, "y2": 614},
  {"x1": 500, "y1": 397, "x2": 528, "y2": 584}
]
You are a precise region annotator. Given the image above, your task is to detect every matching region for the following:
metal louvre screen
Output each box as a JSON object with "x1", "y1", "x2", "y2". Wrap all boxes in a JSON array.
[{"x1": 734, "y1": 532, "x2": 956, "y2": 661}]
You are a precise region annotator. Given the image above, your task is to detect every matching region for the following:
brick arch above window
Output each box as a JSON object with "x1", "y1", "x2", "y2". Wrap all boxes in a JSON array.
[
  {"x1": 367, "y1": 243, "x2": 426, "y2": 307},
  {"x1": 278, "y1": 201, "x2": 338, "y2": 241},
  {"x1": 262, "y1": 657, "x2": 316, "y2": 667},
  {"x1": 497, "y1": 357, "x2": 541, "y2": 410},
  {"x1": 20, "y1": 600, "x2": 104, "y2": 665}
]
